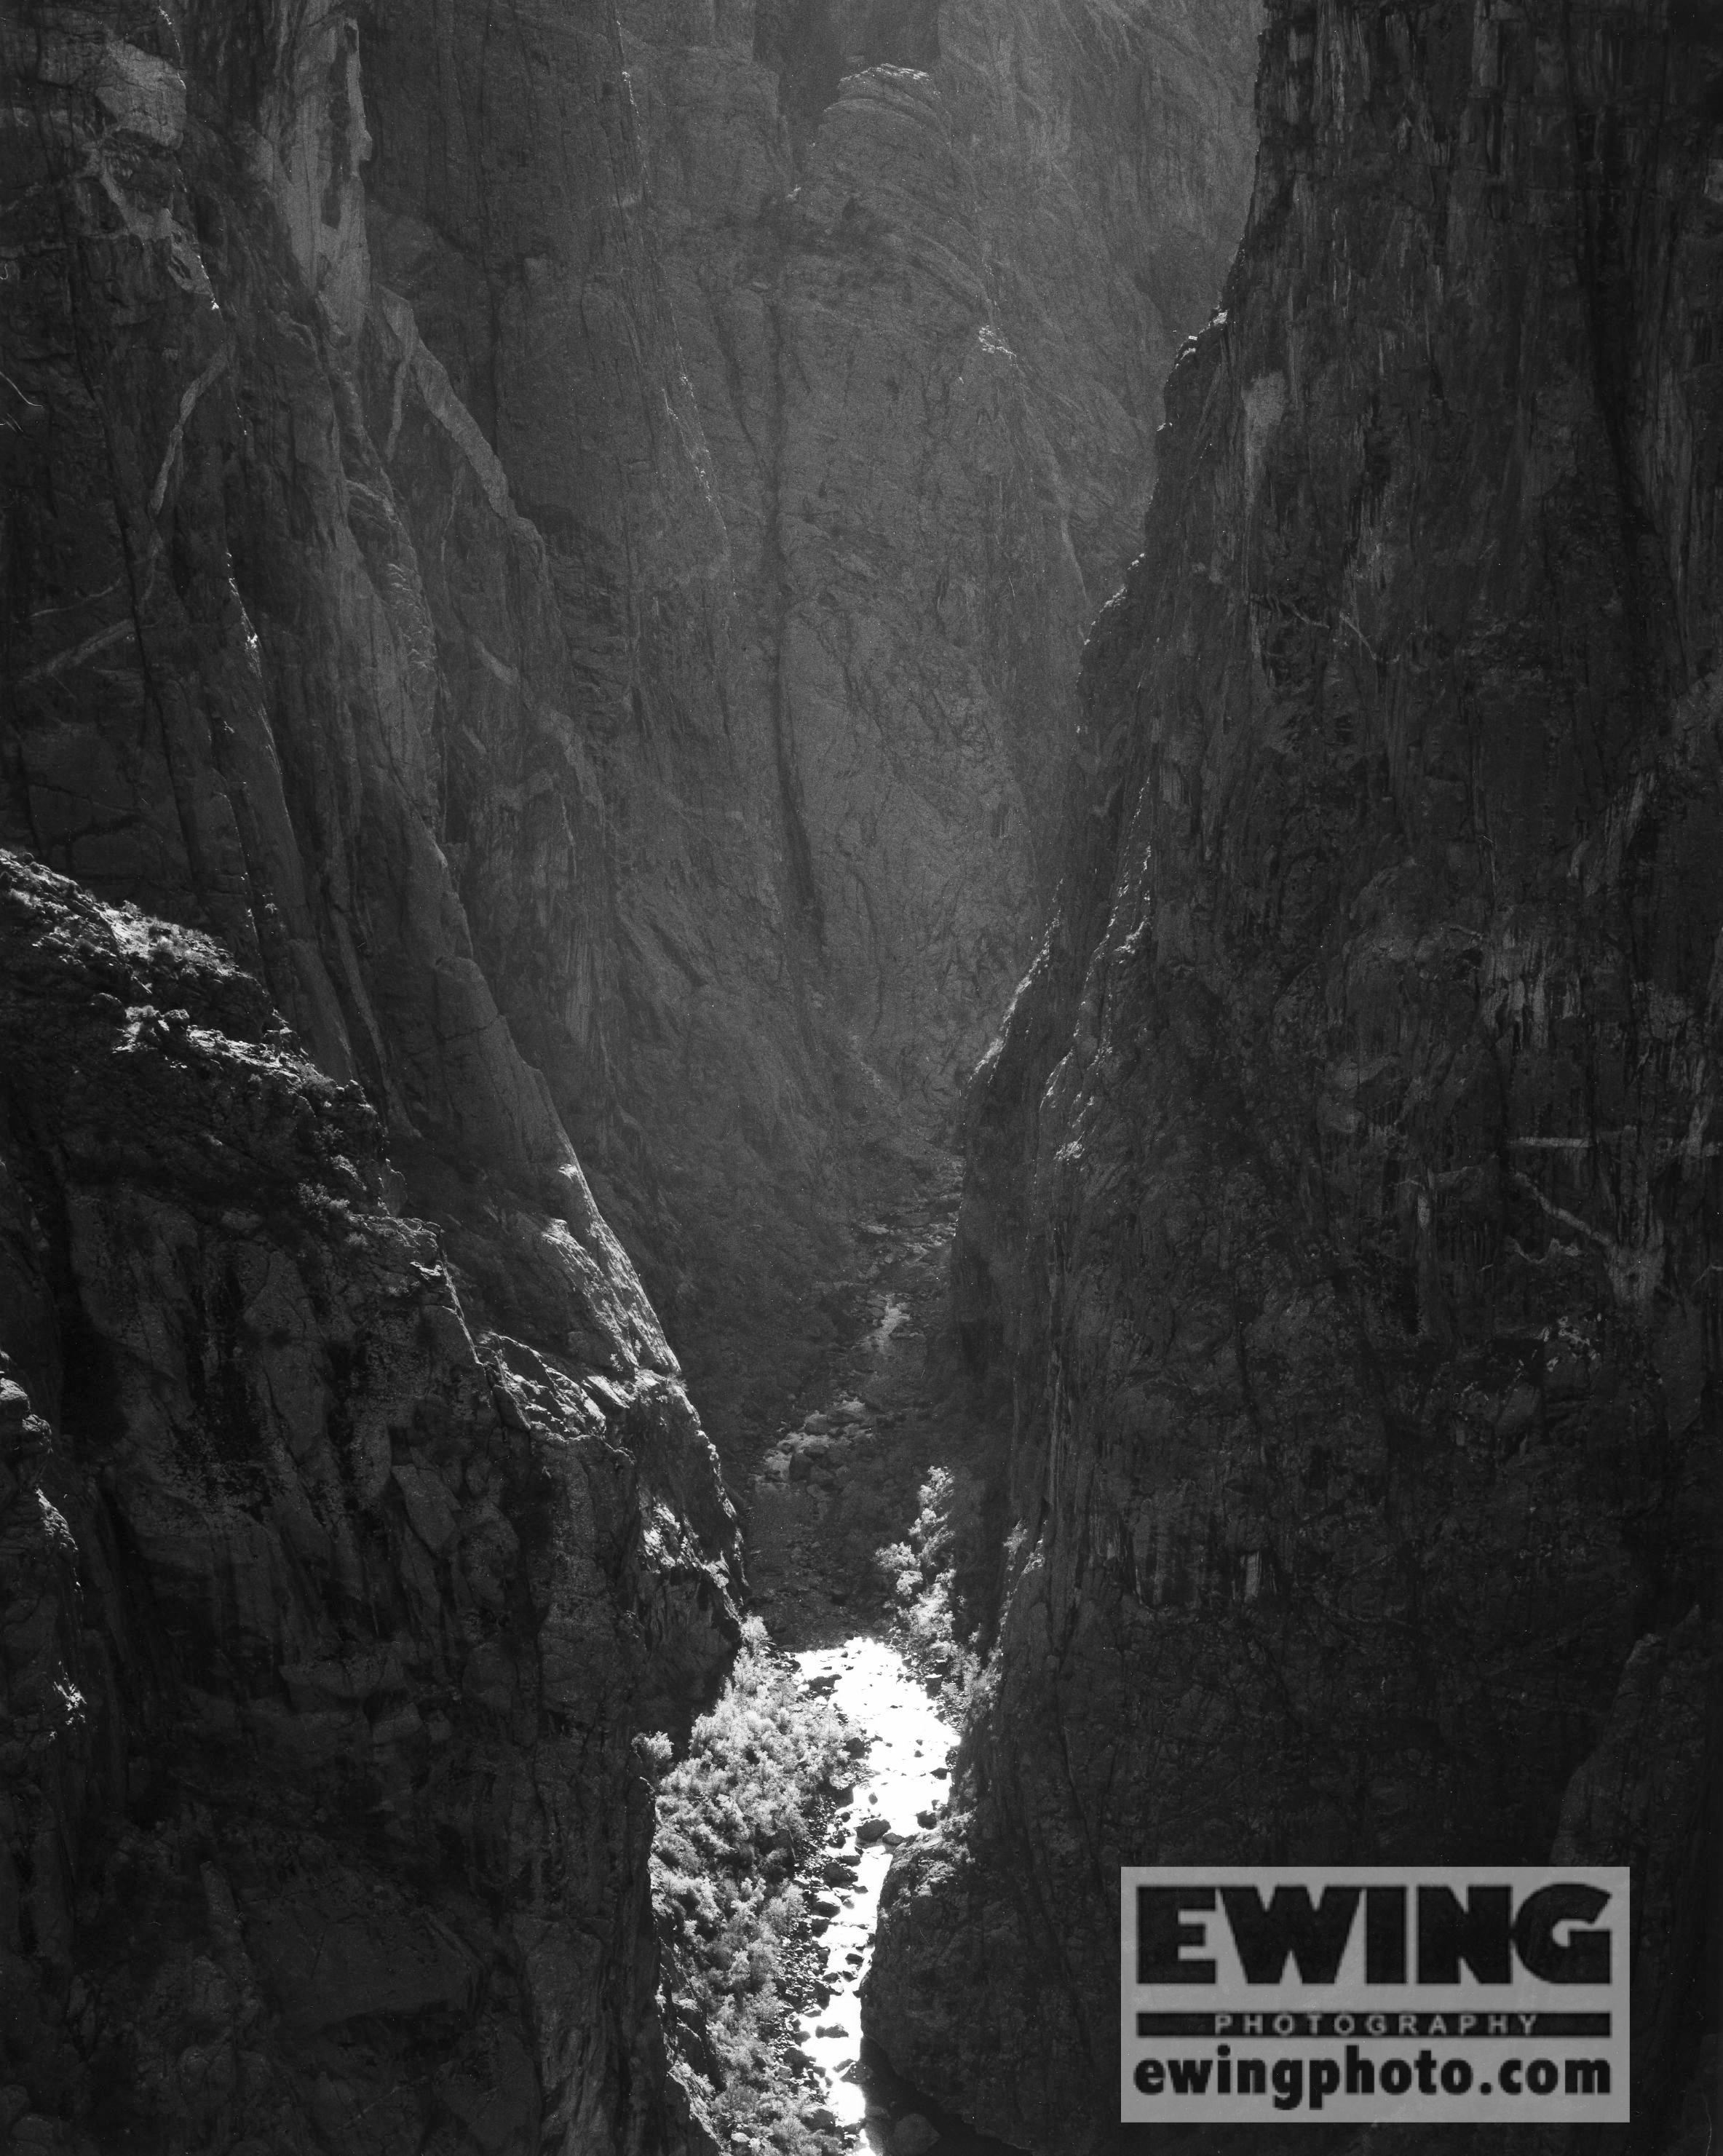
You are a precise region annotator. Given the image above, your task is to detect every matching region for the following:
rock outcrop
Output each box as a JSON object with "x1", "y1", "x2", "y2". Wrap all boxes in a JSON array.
[
  {"x1": 868, "y1": 1, "x2": 1722, "y2": 2146},
  {"x1": 1, "y1": 9, "x2": 739, "y2": 2149},
  {"x1": 0, "y1": 851, "x2": 740, "y2": 2155}
]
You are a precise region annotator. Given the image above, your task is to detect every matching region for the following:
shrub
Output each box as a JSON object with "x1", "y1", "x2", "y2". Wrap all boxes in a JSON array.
[
  {"x1": 651, "y1": 1620, "x2": 849, "y2": 2150},
  {"x1": 873, "y1": 1470, "x2": 983, "y2": 1708}
]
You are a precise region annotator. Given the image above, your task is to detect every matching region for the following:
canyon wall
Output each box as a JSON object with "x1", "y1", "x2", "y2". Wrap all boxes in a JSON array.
[
  {"x1": 1, "y1": 8, "x2": 740, "y2": 2149},
  {"x1": 352, "y1": 0, "x2": 848, "y2": 1435},
  {"x1": 616, "y1": 0, "x2": 1259, "y2": 1131},
  {"x1": 0, "y1": 860, "x2": 738, "y2": 2156},
  {"x1": 868, "y1": 0, "x2": 1722, "y2": 2147},
  {"x1": 350, "y1": 0, "x2": 1258, "y2": 1434}
]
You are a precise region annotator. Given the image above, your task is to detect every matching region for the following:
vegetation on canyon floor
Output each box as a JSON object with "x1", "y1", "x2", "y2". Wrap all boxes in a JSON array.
[
  {"x1": 650, "y1": 1621, "x2": 855, "y2": 2150},
  {"x1": 875, "y1": 1466, "x2": 986, "y2": 1713}
]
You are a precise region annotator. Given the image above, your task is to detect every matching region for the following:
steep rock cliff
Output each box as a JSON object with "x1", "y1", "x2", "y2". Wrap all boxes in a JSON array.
[
  {"x1": 0, "y1": 9, "x2": 739, "y2": 2150},
  {"x1": 1, "y1": 0, "x2": 1260, "y2": 1440},
  {"x1": 869, "y1": 1, "x2": 1722, "y2": 2145},
  {"x1": 345, "y1": 0, "x2": 1259, "y2": 1435},
  {"x1": 618, "y1": 0, "x2": 1259, "y2": 1127},
  {"x1": 0, "y1": 857, "x2": 739, "y2": 2156},
  {"x1": 354, "y1": 0, "x2": 861, "y2": 1438}
]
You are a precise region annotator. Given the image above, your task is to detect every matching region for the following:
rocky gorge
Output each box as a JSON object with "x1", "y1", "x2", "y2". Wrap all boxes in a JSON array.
[{"x1": 0, "y1": 2, "x2": 1716, "y2": 2155}]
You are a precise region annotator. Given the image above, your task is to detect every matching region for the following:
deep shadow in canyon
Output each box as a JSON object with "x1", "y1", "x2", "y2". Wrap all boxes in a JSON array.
[{"x1": 0, "y1": 1, "x2": 1718, "y2": 2155}]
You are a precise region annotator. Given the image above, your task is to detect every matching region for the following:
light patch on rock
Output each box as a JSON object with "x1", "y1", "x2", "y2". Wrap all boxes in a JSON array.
[
  {"x1": 260, "y1": 15, "x2": 372, "y2": 337},
  {"x1": 376, "y1": 288, "x2": 544, "y2": 550},
  {"x1": 97, "y1": 40, "x2": 185, "y2": 146},
  {"x1": 1242, "y1": 369, "x2": 1287, "y2": 505}
]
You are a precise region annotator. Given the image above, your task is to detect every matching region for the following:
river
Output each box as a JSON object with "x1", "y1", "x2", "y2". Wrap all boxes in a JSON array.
[{"x1": 786, "y1": 1639, "x2": 955, "y2": 2131}]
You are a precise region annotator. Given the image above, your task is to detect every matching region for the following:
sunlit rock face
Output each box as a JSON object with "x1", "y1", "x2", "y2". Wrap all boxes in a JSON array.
[
  {"x1": 617, "y1": 0, "x2": 1259, "y2": 1120},
  {"x1": 868, "y1": 1, "x2": 1722, "y2": 2145},
  {"x1": 0, "y1": 9, "x2": 737, "y2": 2148}
]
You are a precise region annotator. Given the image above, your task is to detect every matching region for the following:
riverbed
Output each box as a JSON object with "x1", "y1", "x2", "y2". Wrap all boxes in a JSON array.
[{"x1": 787, "y1": 1639, "x2": 954, "y2": 2131}]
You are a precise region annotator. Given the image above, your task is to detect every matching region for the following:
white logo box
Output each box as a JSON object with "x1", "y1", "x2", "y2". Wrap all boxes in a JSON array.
[{"x1": 1120, "y1": 1866, "x2": 1628, "y2": 2123}]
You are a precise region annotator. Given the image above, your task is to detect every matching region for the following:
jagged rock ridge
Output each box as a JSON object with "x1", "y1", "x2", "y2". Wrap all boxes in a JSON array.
[
  {"x1": 0, "y1": 847, "x2": 742, "y2": 2153},
  {"x1": 867, "y1": 2, "x2": 1722, "y2": 2148}
]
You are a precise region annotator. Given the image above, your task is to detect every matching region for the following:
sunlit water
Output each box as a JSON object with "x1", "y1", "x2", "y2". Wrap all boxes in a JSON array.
[
  {"x1": 868, "y1": 1299, "x2": 911, "y2": 1355},
  {"x1": 788, "y1": 1638, "x2": 953, "y2": 2128}
]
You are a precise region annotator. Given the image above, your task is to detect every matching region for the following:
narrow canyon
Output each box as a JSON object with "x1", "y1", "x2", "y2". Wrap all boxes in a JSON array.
[{"x1": 0, "y1": 3, "x2": 1715, "y2": 2155}]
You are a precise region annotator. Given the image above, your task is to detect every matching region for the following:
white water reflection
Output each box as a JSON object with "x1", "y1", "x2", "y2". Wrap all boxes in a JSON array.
[
  {"x1": 868, "y1": 1299, "x2": 910, "y2": 1355},
  {"x1": 790, "y1": 1638, "x2": 952, "y2": 2128}
]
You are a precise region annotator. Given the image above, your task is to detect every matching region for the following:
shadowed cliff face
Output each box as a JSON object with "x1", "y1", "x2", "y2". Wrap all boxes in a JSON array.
[
  {"x1": 0, "y1": 7, "x2": 740, "y2": 2149},
  {"x1": 0, "y1": 860, "x2": 740, "y2": 2156},
  {"x1": 352, "y1": 0, "x2": 856, "y2": 1439},
  {"x1": 1, "y1": 0, "x2": 1715, "y2": 2149},
  {"x1": 866, "y1": 1, "x2": 1722, "y2": 2147}
]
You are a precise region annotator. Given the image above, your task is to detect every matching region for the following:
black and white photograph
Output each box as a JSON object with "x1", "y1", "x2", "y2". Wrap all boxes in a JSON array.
[{"x1": 0, "y1": 1, "x2": 1716, "y2": 2150}]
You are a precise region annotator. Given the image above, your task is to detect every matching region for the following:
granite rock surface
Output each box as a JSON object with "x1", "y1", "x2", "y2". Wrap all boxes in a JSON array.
[
  {"x1": 0, "y1": 854, "x2": 740, "y2": 2156},
  {"x1": 354, "y1": 0, "x2": 1256, "y2": 1430},
  {"x1": 867, "y1": 1, "x2": 1723, "y2": 2146},
  {"x1": 354, "y1": 0, "x2": 853, "y2": 1435},
  {"x1": 0, "y1": 9, "x2": 739, "y2": 2149},
  {"x1": 618, "y1": 0, "x2": 1259, "y2": 1130}
]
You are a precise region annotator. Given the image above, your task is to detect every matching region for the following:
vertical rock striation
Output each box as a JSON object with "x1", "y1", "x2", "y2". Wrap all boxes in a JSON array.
[
  {"x1": 933, "y1": 0, "x2": 1263, "y2": 594},
  {"x1": 869, "y1": 1, "x2": 1722, "y2": 2146}
]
